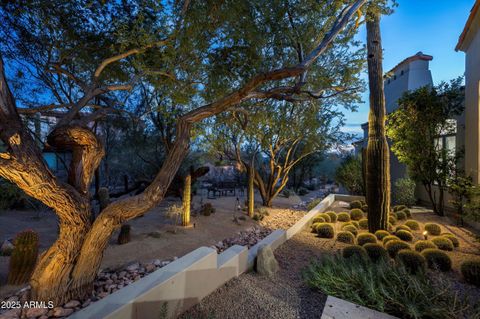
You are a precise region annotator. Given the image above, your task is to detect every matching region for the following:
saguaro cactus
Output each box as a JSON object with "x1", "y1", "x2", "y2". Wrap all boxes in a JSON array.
[
  {"x1": 248, "y1": 165, "x2": 255, "y2": 218},
  {"x1": 182, "y1": 174, "x2": 191, "y2": 226},
  {"x1": 8, "y1": 230, "x2": 39, "y2": 285},
  {"x1": 117, "y1": 224, "x2": 131, "y2": 245},
  {"x1": 365, "y1": 6, "x2": 390, "y2": 232},
  {"x1": 98, "y1": 187, "x2": 110, "y2": 211}
]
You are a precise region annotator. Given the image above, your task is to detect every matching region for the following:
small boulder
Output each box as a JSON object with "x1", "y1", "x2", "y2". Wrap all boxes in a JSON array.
[
  {"x1": 25, "y1": 307, "x2": 48, "y2": 318},
  {"x1": 0, "y1": 239, "x2": 14, "y2": 256},
  {"x1": 64, "y1": 300, "x2": 81, "y2": 308},
  {"x1": 126, "y1": 263, "x2": 139, "y2": 272},
  {"x1": 256, "y1": 244, "x2": 279, "y2": 277}
]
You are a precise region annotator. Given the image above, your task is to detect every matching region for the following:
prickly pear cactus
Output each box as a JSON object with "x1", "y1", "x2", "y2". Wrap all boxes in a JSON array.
[{"x1": 7, "y1": 230, "x2": 39, "y2": 285}]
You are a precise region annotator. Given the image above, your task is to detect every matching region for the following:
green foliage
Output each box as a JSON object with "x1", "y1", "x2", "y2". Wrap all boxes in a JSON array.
[
  {"x1": 374, "y1": 230, "x2": 390, "y2": 241},
  {"x1": 460, "y1": 259, "x2": 480, "y2": 287},
  {"x1": 392, "y1": 178, "x2": 416, "y2": 206},
  {"x1": 424, "y1": 223, "x2": 442, "y2": 236},
  {"x1": 303, "y1": 254, "x2": 478, "y2": 319},
  {"x1": 396, "y1": 250, "x2": 426, "y2": 274},
  {"x1": 385, "y1": 240, "x2": 411, "y2": 258},
  {"x1": 350, "y1": 208, "x2": 363, "y2": 221},
  {"x1": 358, "y1": 218, "x2": 368, "y2": 229},
  {"x1": 341, "y1": 224, "x2": 358, "y2": 237},
  {"x1": 8, "y1": 230, "x2": 39, "y2": 285},
  {"x1": 414, "y1": 240, "x2": 437, "y2": 252},
  {"x1": 349, "y1": 200, "x2": 363, "y2": 209},
  {"x1": 421, "y1": 249, "x2": 452, "y2": 272},
  {"x1": 315, "y1": 223, "x2": 335, "y2": 239},
  {"x1": 336, "y1": 231, "x2": 355, "y2": 244},
  {"x1": 341, "y1": 245, "x2": 368, "y2": 261},
  {"x1": 357, "y1": 233, "x2": 377, "y2": 246},
  {"x1": 363, "y1": 243, "x2": 389, "y2": 262},
  {"x1": 404, "y1": 220, "x2": 419, "y2": 230},
  {"x1": 395, "y1": 211, "x2": 407, "y2": 220},
  {"x1": 441, "y1": 233, "x2": 459, "y2": 247},
  {"x1": 117, "y1": 224, "x2": 131, "y2": 245},
  {"x1": 0, "y1": 179, "x2": 35, "y2": 210},
  {"x1": 387, "y1": 79, "x2": 464, "y2": 216},
  {"x1": 395, "y1": 230, "x2": 413, "y2": 242},
  {"x1": 337, "y1": 212, "x2": 351, "y2": 222},
  {"x1": 307, "y1": 198, "x2": 321, "y2": 211},
  {"x1": 335, "y1": 157, "x2": 364, "y2": 196},
  {"x1": 326, "y1": 211, "x2": 337, "y2": 223},
  {"x1": 382, "y1": 235, "x2": 400, "y2": 245},
  {"x1": 431, "y1": 237, "x2": 454, "y2": 251}
]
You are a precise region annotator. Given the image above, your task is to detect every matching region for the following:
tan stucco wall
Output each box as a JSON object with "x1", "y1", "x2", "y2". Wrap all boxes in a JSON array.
[{"x1": 463, "y1": 14, "x2": 480, "y2": 184}]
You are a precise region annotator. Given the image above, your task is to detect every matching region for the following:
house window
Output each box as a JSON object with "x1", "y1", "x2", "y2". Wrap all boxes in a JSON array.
[
  {"x1": 393, "y1": 75, "x2": 397, "y2": 80},
  {"x1": 400, "y1": 70, "x2": 404, "y2": 76}
]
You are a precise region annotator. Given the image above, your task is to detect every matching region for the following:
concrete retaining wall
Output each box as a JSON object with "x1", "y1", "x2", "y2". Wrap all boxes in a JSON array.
[{"x1": 71, "y1": 194, "x2": 359, "y2": 319}]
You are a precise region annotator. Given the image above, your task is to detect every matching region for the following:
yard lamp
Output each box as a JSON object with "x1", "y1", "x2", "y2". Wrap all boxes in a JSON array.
[{"x1": 423, "y1": 231, "x2": 428, "y2": 240}]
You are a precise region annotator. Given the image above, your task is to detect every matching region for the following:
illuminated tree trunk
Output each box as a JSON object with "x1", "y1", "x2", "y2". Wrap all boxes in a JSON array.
[
  {"x1": 366, "y1": 7, "x2": 390, "y2": 232},
  {"x1": 182, "y1": 174, "x2": 191, "y2": 226}
]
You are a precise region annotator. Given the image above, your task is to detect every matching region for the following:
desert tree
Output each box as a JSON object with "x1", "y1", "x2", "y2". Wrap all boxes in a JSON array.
[
  {"x1": 0, "y1": 0, "x2": 369, "y2": 304},
  {"x1": 387, "y1": 79, "x2": 464, "y2": 216}
]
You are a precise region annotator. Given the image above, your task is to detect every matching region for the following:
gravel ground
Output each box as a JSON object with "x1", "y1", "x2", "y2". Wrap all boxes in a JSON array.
[{"x1": 180, "y1": 229, "x2": 345, "y2": 319}]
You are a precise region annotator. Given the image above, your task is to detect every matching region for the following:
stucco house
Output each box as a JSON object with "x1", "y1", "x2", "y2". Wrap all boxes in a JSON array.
[{"x1": 456, "y1": 0, "x2": 480, "y2": 185}]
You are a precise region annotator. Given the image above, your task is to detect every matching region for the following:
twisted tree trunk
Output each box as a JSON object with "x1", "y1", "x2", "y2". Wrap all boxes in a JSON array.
[
  {"x1": 366, "y1": 7, "x2": 390, "y2": 232},
  {"x1": 0, "y1": 1, "x2": 366, "y2": 304}
]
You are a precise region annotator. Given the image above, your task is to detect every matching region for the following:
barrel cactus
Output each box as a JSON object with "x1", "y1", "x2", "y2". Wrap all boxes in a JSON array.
[
  {"x1": 7, "y1": 230, "x2": 39, "y2": 285},
  {"x1": 117, "y1": 224, "x2": 131, "y2": 245}
]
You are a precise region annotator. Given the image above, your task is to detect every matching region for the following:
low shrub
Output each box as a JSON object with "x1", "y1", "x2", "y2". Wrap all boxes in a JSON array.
[
  {"x1": 422, "y1": 249, "x2": 452, "y2": 272},
  {"x1": 396, "y1": 250, "x2": 426, "y2": 274},
  {"x1": 341, "y1": 224, "x2": 358, "y2": 237},
  {"x1": 357, "y1": 233, "x2": 377, "y2": 246},
  {"x1": 350, "y1": 208, "x2": 364, "y2": 221},
  {"x1": 316, "y1": 223, "x2": 335, "y2": 239},
  {"x1": 395, "y1": 225, "x2": 411, "y2": 232},
  {"x1": 460, "y1": 259, "x2": 480, "y2": 287},
  {"x1": 281, "y1": 189, "x2": 290, "y2": 198},
  {"x1": 349, "y1": 200, "x2": 363, "y2": 209},
  {"x1": 393, "y1": 178, "x2": 416, "y2": 207},
  {"x1": 326, "y1": 211, "x2": 337, "y2": 223},
  {"x1": 385, "y1": 240, "x2": 411, "y2": 258},
  {"x1": 396, "y1": 230, "x2": 414, "y2": 242},
  {"x1": 342, "y1": 245, "x2": 368, "y2": 261},
  {"x1": 393, "y1": 205, "x2": 407, "y2": 212},
  {"x1": 395, "y1": 211, "x2": 407, "y2": 220},
  {"x1": 298, "y1": 188, "x2": 309, "y2": 196},
  {"x1": 404, "y1": 220, "x2": 419, "y2": 230},
  {"x1": 374, "y1": 230, "x2": 390, "y2": 241},
  {"x1": 382, "y1": 235, "x2": 400, "y2": 245},
  {"x1": 337, "y1": 212, "x2": 351, "y2": 222},
  {"x1": 441, "y1": 233, "x2": 459, "y2": 248},
  {"x1": 414, "y1": 240, "x2": 437, "y2": 252},
  {"x1": 336, "y1": 231, "x2": 355, "y2": 244},
  {"x1": 303, "y1": 254, "x2": 477, "y2": 319},
  {"x1": 363, "y1": 243, "x2": 389, "y2": 262},
  {"x1": 424, "y1": 223, "x2": 442, "y2": 236},
  {"x1": 431, "y1": 237, "x2": 454, "y2": 251},
  {"x1": 358, "y1": 218, "x2": 368, "y2": 229},
  {"x1": 307, "y1": 198, "x2": 321, "y2": 211},
  {"x1": 312, "y1": 216, "x2": 325, "y2": 224}
]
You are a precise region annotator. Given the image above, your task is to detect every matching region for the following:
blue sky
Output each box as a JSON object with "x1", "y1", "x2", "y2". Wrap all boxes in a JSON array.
[{"x1": 344, "y1": 0, "x2": 474, "y2": 138}]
